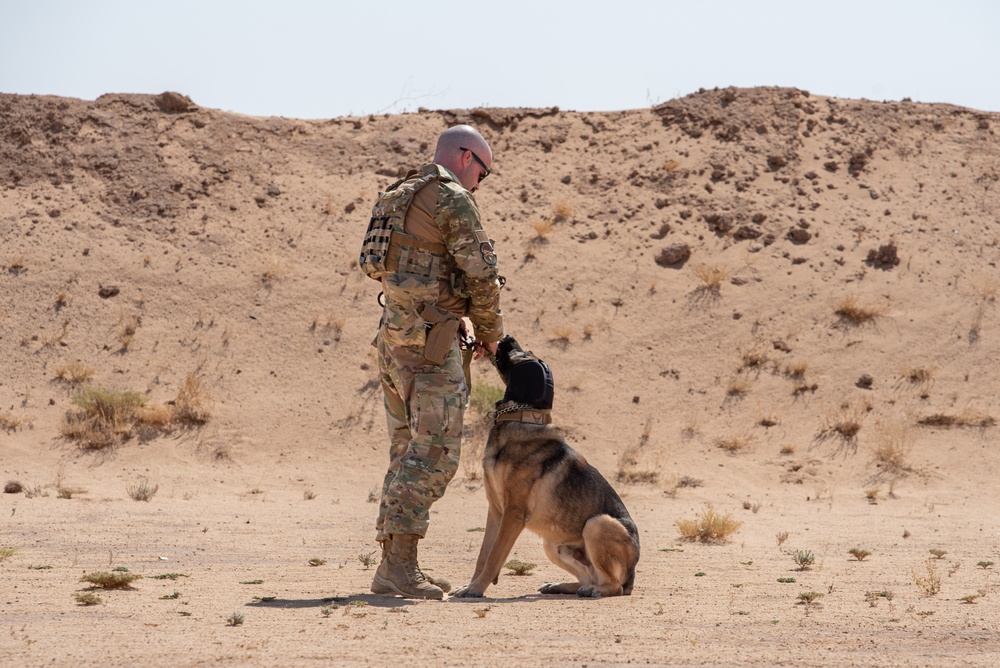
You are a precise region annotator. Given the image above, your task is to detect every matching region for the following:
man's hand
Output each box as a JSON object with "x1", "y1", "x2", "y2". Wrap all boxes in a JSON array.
[{"x1": 475, "y1": 340, "x2": 498, "y2": 361}]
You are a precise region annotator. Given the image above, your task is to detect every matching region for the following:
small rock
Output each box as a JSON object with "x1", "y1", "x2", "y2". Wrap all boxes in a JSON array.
[
  {"x1": 857, "y1": 374, "x2": 874, "y2": 389},
  {"x1": 655, "y1": 243, "x2": 691, "y2": 266}
]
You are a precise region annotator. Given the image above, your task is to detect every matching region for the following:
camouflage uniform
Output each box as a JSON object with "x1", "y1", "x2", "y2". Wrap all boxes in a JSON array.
[{"x1": 368, "y1": 163, "x2": 503, "y2": 540}]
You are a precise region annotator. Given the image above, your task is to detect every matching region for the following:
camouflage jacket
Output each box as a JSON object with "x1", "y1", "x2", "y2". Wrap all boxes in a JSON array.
[{"x1": 384, "y1": 163, "x2": 503, "y2": 344}]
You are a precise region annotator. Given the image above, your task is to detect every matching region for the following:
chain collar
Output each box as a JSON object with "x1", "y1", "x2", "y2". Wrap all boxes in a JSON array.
[{"x1": 488, "y1": 403, "x2": 551, "y2": 425}]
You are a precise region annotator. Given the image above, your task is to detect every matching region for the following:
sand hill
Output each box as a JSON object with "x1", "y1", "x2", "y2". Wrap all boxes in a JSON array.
[{"x1": 1, "y1": 87, "x2": 999, "y2": 666}]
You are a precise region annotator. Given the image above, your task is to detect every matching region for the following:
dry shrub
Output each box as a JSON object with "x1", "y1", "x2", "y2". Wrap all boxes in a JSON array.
[
  {"x1": 819, "y1": 399, "x2": 871, "y2": 443},
  {"x1": 784, "y1": 361, "x2": 808, "y2": 379},
  {"x1": 137, "y1": 402, "x2": 174, "y2": 428},
  {"x1": 693, "y1": 264, "x2": 728, "y2": 290},
  {"x1": 80, "y1": 571, "x2": 141, "y2": 589},
  {"x1": 917, "y1": 410, "x2": 996, "y2": 429},
  {"x1": 726, "y1": 377, "x2": 751, "y2": 397},
  {"x1": 261, "y1": 256, "x2": 288, "y2": 284},
  {"x1": 550, "y1": 325, "x2": 573, "y2": 345},
  {"x1": 530, "y1": 218, "x2": 554, "y2": 240},
  {"x1": 716, "y1": 434, "x2": 754, "y2": 454},
  {"x1": 173, "y1": 373, "x2": 212, "y2": 424},
  {"x1": 872, "y1": 422, "x2": 914, "y2": 477},
  {"x1": 834, "y1": 295, "x2": 884, "y2": 325},
  {"x1": 55, "y1": 361, "x2": 95, "y2": 385},
  {"x1": 676, "y1": 506, "x2": 743, "y2": 543},
  {"x1": 0, "y1": 413, "x2": 33, "y2": 432},
  {"x1": 127, "y1": 478, "x2": 159, "y2": 502},
  {"x1": 552, "y1": 199, "x2": 574, "y2": 220},
  {"x1": 62, "y1": 387, "x2": 146, "y2": 449},
  {"x1": 617, "y1": 418, "x2": 660, "y2": 484}
]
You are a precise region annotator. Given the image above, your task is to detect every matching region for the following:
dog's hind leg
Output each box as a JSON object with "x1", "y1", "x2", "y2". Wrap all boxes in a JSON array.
[
  {"x1": 575, "y1": 515, "x2": 635, "y2": 598},
  {"x1": 537, "y1": 540, "x2": 590, "y2": 595}
]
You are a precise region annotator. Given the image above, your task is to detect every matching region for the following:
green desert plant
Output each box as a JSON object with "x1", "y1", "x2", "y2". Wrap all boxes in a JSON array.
[
  {"x1": 0, "y1": 548, "x2": 16, "y2": 562},
  {"x1": 676, "y1": 507, "x2": 743, "y2": 543},
  {"x1": 504, "y1": 559, "x2": 537, "y2": 576},
  {"x1": 357, "y1": 551, "x2": 377, "y2": 569},
  {"x1": 797, "y1": 591, "x2": 824, "y2": 605},
  {"x1": 227, "y1": 611, "x2": 244, "y2": 626},
  {"x1": 793, "y1": 550, "x2": 815, "y2": 570},
  {"x1": 849, "y1": 548, "x2": 872, "y2": 562},
  {"x1": 929, "y1": 549, "x2": 947, "y2": 559}
]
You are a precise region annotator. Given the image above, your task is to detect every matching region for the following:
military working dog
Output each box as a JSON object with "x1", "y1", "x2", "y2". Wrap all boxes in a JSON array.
[{"x1": 452, "y1": 336, "x2": 639, "y2": 598}]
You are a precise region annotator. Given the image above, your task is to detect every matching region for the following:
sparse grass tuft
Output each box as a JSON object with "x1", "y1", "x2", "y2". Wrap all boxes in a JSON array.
[
  {"x1": 716, "y1": 434, "x2": 754, "y2": 454},
  {"x1": 797, "y1": 591, "x2": 824, "y2": 605},
  {"x1": 726, "y1": 377, "x2": 751, "y2": 397},
  {"x1": 849, "y1": 548, "x2": 872, "y2": 562},
  {"x1": 550, "y1": 325, "x2": 573, "y2": 346},
  {"x1": 693, "y1": 264, "x2": 728, "y2": 291},
  {"x1": 552, "y1": 199, "x2": 574, "y2": 220},
  {"x1": 834, "y1": 295, "x2": 884, "y2": 325},
  {"x1": 54, "y1": 361, "x2": 95, "y2": 385},
  {"x1": 127, "y1": 478, "x2": 159, "y2": 502},
  {"x1": 504, "y1": 559, "x2": 537, "y2": 575},
  {"x1": 616, "y1": 418, "x2": 660, "y2": 484},
  {"x1": 676, "y1": 506, "x2": 743, "y2": 543},
  {"x1": 0, "y1": 412, "x2": 33, "y2": 432},
  {"x1": 917, "y1": 410, "x2": 996, "y2": 429},
  {"x1": 872, "y1": 421, "x2": 914, "y2": 478},
  {"x1": 73, "y1": 592, "x2": 102, "y2": 606},
  {"x1": 530, "y1": 218, "x2": 554, "y2": 240},
  {"x1": 227, "y1": 611, "x2": 245, "y2": 626},
  {"x1": 173, "y1": 373, "x2": 213, "y2": 424},
  {"x1": 928, "y1": 549, "x2": 947, "y2": 559},
  {"x1": 80, "y1": 571, "x2": 142, "y2": 589},
  {"x1": 0, "y1": 548, "x2": 16, "y2": 562},
  {"x1": 914, "y1": 559, "x2": 942, "y2": 595}
]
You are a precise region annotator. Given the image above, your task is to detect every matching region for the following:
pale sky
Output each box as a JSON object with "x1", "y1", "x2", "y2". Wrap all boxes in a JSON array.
[{"x1": 3, "y1": 0, "x2": 998, "y2": 119}]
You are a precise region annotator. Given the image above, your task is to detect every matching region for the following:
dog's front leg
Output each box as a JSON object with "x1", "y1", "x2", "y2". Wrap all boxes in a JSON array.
[
  {"x1": 469, "y1": 504, "x2": 502, "y2": 583},
  {"x1": 451, "y1": 510, "x2": 526, "y2": 598}
]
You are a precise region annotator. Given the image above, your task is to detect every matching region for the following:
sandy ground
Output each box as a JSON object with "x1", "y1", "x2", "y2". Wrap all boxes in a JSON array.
[{"x1": 2, "y1": 87, "x2": 1000, "y2": 666}]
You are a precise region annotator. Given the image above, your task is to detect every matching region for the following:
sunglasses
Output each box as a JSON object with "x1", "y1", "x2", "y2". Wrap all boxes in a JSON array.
[{"x1": 460, "y1": 146, "x2": 491, "y2": 183}]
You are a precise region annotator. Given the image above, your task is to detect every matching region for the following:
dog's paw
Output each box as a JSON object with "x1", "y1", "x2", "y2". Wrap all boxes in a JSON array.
[
  {"x1": 538, "y1": 582, "x2": 578, "y2": 595},
  {"x1": 576, "y1": 585, "x2": 603, "y2": 598},
  {"x1": 450, "y1": 584, "x2": 485, "y2": 598}
]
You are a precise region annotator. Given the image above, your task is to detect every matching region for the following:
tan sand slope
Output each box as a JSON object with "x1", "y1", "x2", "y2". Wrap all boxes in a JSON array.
[{"x1": 1, "y1": 87, "x2": 999, "y2": 666}]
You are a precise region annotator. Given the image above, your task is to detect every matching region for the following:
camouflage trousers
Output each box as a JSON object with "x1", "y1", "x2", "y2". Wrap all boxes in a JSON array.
[{"x1": 375, "y1": 334, "x2": 467, "y2": 540}]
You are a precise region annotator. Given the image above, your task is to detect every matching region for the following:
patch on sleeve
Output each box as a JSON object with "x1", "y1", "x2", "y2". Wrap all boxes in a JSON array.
[
  {"x1": 480, "y1": 240, "x2": 497, "y2": 266},
  {"x1": 474, "y1": 230, "x2": 490, "y2": 244}
]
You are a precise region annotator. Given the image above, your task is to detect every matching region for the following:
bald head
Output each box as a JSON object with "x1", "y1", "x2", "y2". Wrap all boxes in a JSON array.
[{"x1": 433, "y1": 125, "x2": 493, "y2": 191}]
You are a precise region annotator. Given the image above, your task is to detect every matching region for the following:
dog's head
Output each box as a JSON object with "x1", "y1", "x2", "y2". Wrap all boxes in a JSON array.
[{"x1": 493, "y1": 335, "x2": 554, "y2": 410}]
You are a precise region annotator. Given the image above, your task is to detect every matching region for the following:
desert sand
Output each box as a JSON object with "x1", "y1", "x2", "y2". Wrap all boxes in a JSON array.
[{"x1": 1, "y1": 87, "x2": 999, "y2": 667}]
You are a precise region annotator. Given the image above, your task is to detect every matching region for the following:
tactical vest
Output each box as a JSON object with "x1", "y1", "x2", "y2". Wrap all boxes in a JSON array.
[{"x1": 359, "y1": 172, "x2": 450, "y2": 281}]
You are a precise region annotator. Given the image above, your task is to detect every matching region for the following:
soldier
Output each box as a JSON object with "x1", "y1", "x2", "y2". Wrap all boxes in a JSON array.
[{"x1": 359, "y1": 125, "x2": 503, "y2": 599}]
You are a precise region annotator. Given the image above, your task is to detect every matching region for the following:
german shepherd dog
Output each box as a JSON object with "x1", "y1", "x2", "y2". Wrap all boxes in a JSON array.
[{"x1": 452, "y1": 336, "x2": 639, "y2": 598}]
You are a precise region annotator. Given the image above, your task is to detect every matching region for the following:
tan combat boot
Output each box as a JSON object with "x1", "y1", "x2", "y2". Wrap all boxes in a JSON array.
[{"x1": 370, "y1": 534, "x2": 446, "y2": 600}]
